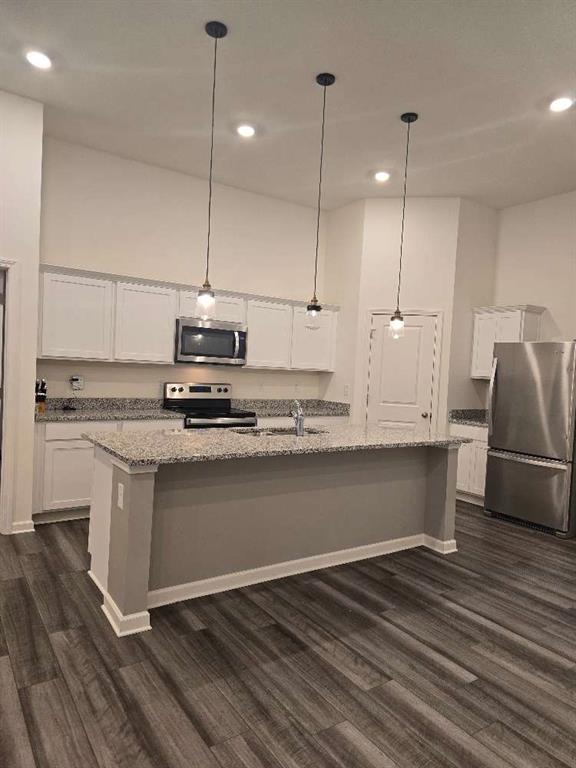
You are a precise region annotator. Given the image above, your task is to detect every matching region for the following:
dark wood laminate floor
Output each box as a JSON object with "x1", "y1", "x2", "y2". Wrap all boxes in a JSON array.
[{"x1": 2, "y1": 504, "x2": 576, "y2": 768}]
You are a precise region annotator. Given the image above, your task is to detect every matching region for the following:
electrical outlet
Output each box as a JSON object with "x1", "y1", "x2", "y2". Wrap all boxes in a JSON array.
[
  {"x1": 343, "y1": 384, "x2": 350, "y2": 399},
  {"x1": 70, "y1": 375, "x2": 84, "y2": 391},
  {"x1": 117, "y1": 483, "x2": 124, "y2": 509}
]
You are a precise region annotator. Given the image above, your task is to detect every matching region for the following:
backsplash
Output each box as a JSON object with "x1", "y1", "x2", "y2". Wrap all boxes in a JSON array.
[{"x1": 36, "y1": 359, "x2": 329, "y2": 401}]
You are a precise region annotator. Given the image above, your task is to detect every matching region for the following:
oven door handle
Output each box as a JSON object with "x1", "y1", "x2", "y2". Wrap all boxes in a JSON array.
[{"x1": 233, "y1": 331, "x2": 240, "y2": 359}]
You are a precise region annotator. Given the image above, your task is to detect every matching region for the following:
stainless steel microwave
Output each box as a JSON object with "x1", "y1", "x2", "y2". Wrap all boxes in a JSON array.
[{"x1": 175, "y1": 317, "x2": 247, "y2": 365}]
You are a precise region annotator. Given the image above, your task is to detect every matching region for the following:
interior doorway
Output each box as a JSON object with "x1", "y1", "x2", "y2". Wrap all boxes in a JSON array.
[
  {"x1": 366, "y1": 311, "x2": 441, "y2": 432},
  {"x1": 0, "y1": 271, "x2": 5, "y2": 472}
]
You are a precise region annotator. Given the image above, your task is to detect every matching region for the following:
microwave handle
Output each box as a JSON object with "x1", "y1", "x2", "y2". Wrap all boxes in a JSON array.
[{"x1": 233, "y1": 331, "x2": 240, "y2": 359}]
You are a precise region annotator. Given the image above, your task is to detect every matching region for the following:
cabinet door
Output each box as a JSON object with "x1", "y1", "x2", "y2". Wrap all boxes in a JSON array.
[
  {"x1": 179, "y1": 291, "x2": 246, "y2": 324},
  {"x1": 115, "y1": 282, "x2": 177, "y2": 362},
  {"x1": 496, "y1": 311, "x2": 522, "y2": 343},
  {"x1": 471, "y1": 313, "x2": 498, "y2": 379},
  {"x1": 43, "y1": 440, "x2": 96, "y2": 510},
  {"x1": 246, "y1": 301, "x2": 293, "y2": 368},
  {"x1": 40, "y1": 272, "x2": 113, "y2": 359},
  {"x1": 290, "y1": 308, "x2": 336, "y2": 371},
  {"x1": 470, "y1": 442, "x2": 488, "y2": 497},
  {"x1": 456, "y1": 442, "x2": 473, "y2": 492}
]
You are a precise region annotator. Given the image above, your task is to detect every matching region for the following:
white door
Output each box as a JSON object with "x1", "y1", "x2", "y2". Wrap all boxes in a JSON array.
[
  {"x1": 246, "y1": 300, "x2": 292, "y2": 368},
  {"x1": 114, "y1": 282, "x2": 177, "y2": 362},
  {"x1": 179, "y1": 291, "x2": 246, "y2": 324},
  {"x1": 40, "y1": 272, "x2": 114, "y2": 359},
  {"x1": 366, "y1": 314, "x2": 437, "y2": 432},
  {"x1": 290, "y1": 308, "x2": 336, "y2": 371}
]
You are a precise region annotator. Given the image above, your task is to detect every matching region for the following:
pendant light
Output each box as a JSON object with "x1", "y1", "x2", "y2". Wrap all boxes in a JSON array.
[
  {"x1": 196, "y1": 20, "x2": 228, "y2": 320},
  {"x1": 305, "y1": 72, "x2": 335, "y2": 330},
  {"x1": 389, "y1": 111, "x2": 418, "y2": 339}
]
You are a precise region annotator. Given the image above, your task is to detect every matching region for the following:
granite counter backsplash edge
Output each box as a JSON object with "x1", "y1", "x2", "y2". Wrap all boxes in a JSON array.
[{"x1": 44, "y1": 397, "x2": 350, "y2": 418}]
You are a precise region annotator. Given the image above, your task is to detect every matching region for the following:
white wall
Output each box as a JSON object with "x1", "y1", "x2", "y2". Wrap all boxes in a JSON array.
[
  {"x1": 39, "y1": 138, "x2": 330, "y2": 400},
  {"x1": 494, "y1": 191, "x2": 576, "y2": 341},
  {"x1": 349, "y1": 198, "x2": 461, "y2": 426},
  {"x1": 41, "y1": 138, "x2": 325, "y2": 299},
  {"x1": 321, "y1": 201, "x2": 365, "y2": 404},
  {"x1": 448, "y1": 199, "x2": 498, "y2": 409},
  {"x1": 0, "y1": 91, "x2": 43, "y2": 532},
  {"x1": 36, "y1": 359, "x2": 325, "y2": 401}
]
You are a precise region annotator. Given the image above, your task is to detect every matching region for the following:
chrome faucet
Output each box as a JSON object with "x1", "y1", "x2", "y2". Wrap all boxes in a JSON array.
[{"x1": 291, "y1": 400, "x2": 305, "y2": 436}]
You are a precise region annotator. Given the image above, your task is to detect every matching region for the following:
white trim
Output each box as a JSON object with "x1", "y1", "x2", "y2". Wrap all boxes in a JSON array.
[
  {"x1": 10, "y1": 520, "x2": 35, "y2": 534},
  {"x1": 422, "y1": 535, "x2": 458, "y2": 554},
  {"x1": 147, "y1": 533, "x2": 457, "y2": 609},
  {"x1": 457, "y1": 491, "x2": 484, "y2": 507},
  {"x1": 101, "y1": 590, "x2": 151, "y2": 637},
  {"x1": 0, "y1": 259, "x2": 25, "y2": 534},
  {"x1": 33, "y1": 508, "x2": 90, "y2": 525},
  {"x1": 87, "y1": 568, "x2": 106, "y2": 595}
]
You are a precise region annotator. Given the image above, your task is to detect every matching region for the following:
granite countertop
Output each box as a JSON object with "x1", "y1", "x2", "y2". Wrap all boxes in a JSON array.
[
  {"x1": 84, "y1": 424, "x2": 469, "y2": 468},
  {"x1": 448, "y1": 409, "x2": 488, "y2": 427},
  {"x1": 36, "y1": 397, "x2": 349, "y2": 423}
]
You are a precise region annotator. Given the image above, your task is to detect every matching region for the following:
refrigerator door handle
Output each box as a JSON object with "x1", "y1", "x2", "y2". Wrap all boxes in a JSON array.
[
  {"x1": 487, "y1": 449, "x2": 569, "y2": 470},
  {"x1": 488, "y1": 356, "x2": 498, "y2": 438}
]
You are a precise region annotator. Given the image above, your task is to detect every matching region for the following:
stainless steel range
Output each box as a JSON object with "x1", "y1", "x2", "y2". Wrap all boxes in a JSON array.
[{"x1": 163, "y1": 382, "x2": 257, "y2": 428}]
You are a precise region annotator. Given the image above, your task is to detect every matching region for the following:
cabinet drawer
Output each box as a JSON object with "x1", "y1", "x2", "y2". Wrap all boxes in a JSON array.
[{"x1": 45, "y1": 421, "x2": 119, "y2": 441}]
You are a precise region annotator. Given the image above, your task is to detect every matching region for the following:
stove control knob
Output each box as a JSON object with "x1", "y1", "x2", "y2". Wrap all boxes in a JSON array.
[
  {"x1": 223, "y1": 387, "x2": 229, "y2": 393},
  {"x1": 178, "y1": 387, "x2": 184, "y2": 392},
  {"x1": 170, "y1": 386, "x2": 177, "y2": 392},
  {"x1": 217, "y1": 387, "x2": 222, "y2": 393}
]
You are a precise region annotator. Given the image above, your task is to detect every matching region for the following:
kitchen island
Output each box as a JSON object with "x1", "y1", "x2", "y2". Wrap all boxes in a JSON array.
[{"x1": 84, "y1": 424, "x2": 466, "y2": 636}]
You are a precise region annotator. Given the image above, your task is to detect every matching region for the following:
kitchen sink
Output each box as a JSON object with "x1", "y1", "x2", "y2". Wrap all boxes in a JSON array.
[{"x1": 231, "y1": 426, "x2": 327, "y2": 437}]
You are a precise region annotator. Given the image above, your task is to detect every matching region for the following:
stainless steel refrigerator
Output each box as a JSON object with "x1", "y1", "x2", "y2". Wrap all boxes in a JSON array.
[{"x1": 484, "y1": 341, "x2": 576, "y2": 537}]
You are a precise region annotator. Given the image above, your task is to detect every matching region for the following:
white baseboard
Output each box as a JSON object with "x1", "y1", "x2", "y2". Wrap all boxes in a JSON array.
[
  {"x1": 423, "y1": 535, "x2": 458, "y2": 554},
  {"x1": 147, "y1": 533, "x2": 457, "y2": 609},
  {"x1": 101, "y1": 591, "x2": 151, "y2": 637},
  {"x1": 456, "y1": 491, "x2": 484, "y2": 507},
  {"x1": 33, "y1": 508, "x2": 90, "y2": 525},
  {"x1": 10, "y1": 520, "x2": 35, "y2": 534}
]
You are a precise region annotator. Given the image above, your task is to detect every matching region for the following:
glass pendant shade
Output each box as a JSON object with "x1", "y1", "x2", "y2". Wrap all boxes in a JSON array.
[
  {"x1": 388, "y1": 309, "x2": 405, "y2": 339},
  {"x1": 305, "y1": 300, "x2": 322, "y2": 330},
  {"x1": 196, "y1": 283, "x2": 216, "y2": 320}
]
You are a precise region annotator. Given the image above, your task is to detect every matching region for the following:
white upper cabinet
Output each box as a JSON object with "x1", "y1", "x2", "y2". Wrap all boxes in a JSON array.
[
  {"x1": 471, "y1": 306, "x2": 544, "y2": 379},
  {"x1": 40, "y1": 272, "x2": 114, "y2": 359},
  {"x1": 179, "y1": 291, "x2": 246, "y2": 324},
  {"x1": 114, "y1": 282, "x2": 177, "y2": 362},
  {"x1": 246, "y1": 300, "x2": 293, "y2": 368},
  {"x1": 290, "y1": 307, "x2": 336, "y2": 371}
]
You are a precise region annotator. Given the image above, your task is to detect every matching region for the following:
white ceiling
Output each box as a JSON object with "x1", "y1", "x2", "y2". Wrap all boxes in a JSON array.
[{"x1": 1, "y1": 0, "x2": 575, "y2": 210}]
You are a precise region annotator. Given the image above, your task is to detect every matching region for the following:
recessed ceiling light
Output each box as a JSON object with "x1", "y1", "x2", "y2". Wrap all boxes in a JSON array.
[
  {"x1": 237, "y1": 124, "x2": 256, "y2": 138},
  {"x1": 25, "y1": 50, "x2": 52, "y2": 70},
  {"x1": 374, "y1": 170, "x2": 391, "y2": 183},
  {"x1": 549, "y1": 96, "x2": 574, "y2": 113}
]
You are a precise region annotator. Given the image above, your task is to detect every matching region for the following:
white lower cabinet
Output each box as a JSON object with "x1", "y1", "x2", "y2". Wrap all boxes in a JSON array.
[
  {"x1": 35, "y1": 417, "x2": 184, "y2": 515},
  {"x1": 40, "y1": 421, "x2": 119, "y2": 511},
  {"x1": 450, "y1": 423, "x2": 489, "y2": 504}
]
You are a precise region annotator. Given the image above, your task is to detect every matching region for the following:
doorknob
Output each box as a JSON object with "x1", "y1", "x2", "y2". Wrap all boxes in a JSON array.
[{"x1": 421, "y1": 412, "x2": 429, "y2": 418}]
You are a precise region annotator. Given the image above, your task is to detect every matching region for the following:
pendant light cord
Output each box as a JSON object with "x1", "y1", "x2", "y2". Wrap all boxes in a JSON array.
[
  {"x1": 396, "y1": 119, "x2": 411, "y2": 312},
  {"x1": 312, "y1": 84, "x2": 327, "y2": 302},
  {"x1": 205, "y1": 36, "x2": 218, "y2": 286}
]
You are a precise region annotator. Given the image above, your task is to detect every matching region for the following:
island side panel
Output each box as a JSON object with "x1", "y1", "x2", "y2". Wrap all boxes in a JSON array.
[
  {"x1": 103, "y1": 463, "x2": 157, "y2": 635},
  {"x1": 148, "y1": 447, "x2": 429, "y2": 594},
  {"x1": 424, "y1": 445, "x2": 459, "y2": 549}
]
